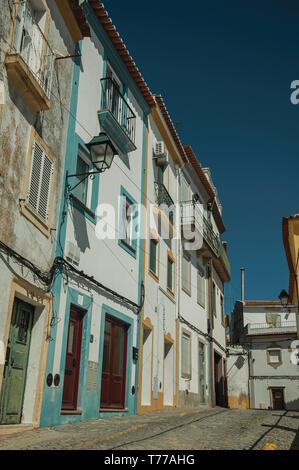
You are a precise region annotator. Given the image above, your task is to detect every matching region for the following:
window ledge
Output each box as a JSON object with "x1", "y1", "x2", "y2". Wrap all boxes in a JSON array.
[
  {"x1": 167, "y1": 288, "x2": 175, "y2": 299},
  {"x1": 60, "y1": 409, "x2": 82, "y2": 415},
  {"x1": 99, "y1": 408, "x2": 129, "y2": 413},
  {"x1": 182, "y1": 286, "x2": 191, "y2": 297},
  {"x1": 118, "y1": 238, "x2": 137, "y2": 259},
  {"x1": 70, "y1": 195, "x2": 96, "y2": 219},
  {"x1": 148, "y1": 269, "x2": 159, "y2": 283},
  {"x1": 20, "y1": 202, "x2": 50, "y2": 238}
]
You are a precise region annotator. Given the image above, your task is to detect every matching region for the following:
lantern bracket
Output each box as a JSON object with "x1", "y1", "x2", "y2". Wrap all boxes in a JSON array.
[{"x1": 65, "y1": 170, "x2": 101, "y2": 193}]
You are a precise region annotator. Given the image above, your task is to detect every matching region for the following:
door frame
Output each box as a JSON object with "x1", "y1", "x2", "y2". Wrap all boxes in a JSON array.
[
  {"x1": 0, "y1": 298, "x2": 34, "y2": 424},
  {"x1": 99, "y1": 305, "x2": 134, "y2": 414},
  {"x1": 0, "y1": 275, "x2": 51, "y2": 427},
  {"x1": 61, "y1": 305, "x2": 85, "y2": 411},
  {"x1": 163, "y1": 333, "x2": 175, "y2": 407},
  {"x1": 270, "y1": 386, "x2": 285, "y2": 410}
]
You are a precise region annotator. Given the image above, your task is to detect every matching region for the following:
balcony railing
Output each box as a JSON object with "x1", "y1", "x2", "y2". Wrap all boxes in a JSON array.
[
  {"x1": 154, "y1": 182, "x2": 174, "y2": 208},
  {"x1": 100, "y1": 77, "x2": 136, "y2": 145},
  {"x1": 12, "y1": 1, "x2": 53, "y2": 98},
  {"x1": 246, "y1": 322, "x2": 297, "y2": 335},
  {"x1": 202, "y1": 214, "x2": 220, "y2": 255},
  {"x1": 218, "y1": 241, "x2": 231, "y2": 277},
  {"x1": 181, "y1": 201, "x2": 220, "y2": 255}
]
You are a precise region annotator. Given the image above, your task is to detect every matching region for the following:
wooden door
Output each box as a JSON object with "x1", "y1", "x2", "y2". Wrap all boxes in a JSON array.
[
  {"x1": 0, "y1": 298, "x2": 34, "y2": 424},
  {"x1": 100, "y1": 316, "x2": 128, "y2": 409},
  {"x1": 272, "y1": 388, "x2": 284, "y2": 410},
  {"x1": 61, "y1": 307, "x2": 83, "y2": 410}
]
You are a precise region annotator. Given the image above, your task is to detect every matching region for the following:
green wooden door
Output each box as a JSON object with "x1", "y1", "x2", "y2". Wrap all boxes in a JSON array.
[{"x1": 0, "y1": 298, "x2": 34, "y2": 424}]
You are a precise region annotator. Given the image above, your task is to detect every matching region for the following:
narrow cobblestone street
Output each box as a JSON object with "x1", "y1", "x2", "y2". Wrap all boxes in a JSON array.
[{"x1": 0, "y1": 408, "x2": 298, "y2": 450}]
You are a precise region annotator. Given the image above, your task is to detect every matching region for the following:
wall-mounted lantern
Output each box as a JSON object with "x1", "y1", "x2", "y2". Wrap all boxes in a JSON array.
[{"x1": 66, "y1": 133, "x2": 117, "y2": 192}]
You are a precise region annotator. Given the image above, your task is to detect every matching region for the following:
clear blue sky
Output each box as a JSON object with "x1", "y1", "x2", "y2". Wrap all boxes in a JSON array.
[{"x1": 105, "y1": 0, "x2": 299, "y2": 311}]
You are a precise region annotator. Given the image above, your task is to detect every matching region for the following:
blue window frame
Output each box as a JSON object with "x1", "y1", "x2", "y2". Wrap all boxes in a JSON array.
[
  {"x1": 69, "y1": 139, "x2": 100, "y2": 225},
  {"x1": 118, "y1": 186, "x2": 138, "y2": 258}
]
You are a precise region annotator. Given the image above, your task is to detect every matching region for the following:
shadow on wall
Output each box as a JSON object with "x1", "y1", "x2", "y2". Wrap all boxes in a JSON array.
[
  {"x1": 285, "y1": 397, "x2": 299, "y2": 412},
  {"x1": 70, "y1": 204, "x2": 90, "y2": 253}
]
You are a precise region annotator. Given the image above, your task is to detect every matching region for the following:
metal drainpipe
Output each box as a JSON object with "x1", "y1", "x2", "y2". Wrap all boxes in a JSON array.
[
  {"x1": 176, "y1": 165, "x2": 181, "y2": 406},
  {"x1": 207, "y1": 260, "x2": 213, "y2": 408}
]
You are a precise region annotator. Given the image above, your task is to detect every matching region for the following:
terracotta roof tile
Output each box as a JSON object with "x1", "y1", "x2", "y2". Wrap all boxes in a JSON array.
[{"x1": 88, "y1": 1, "x2": 155, "y2": 107}]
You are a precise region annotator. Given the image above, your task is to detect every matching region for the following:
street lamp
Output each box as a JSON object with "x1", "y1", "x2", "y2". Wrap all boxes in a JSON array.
[
  {"x1": 86, "y1": 133, "x2": 117, "y2": 172},
  {"x1": 66, "y1": 133, "x2": 117, "y2": 192},
  {"x1": 278, "y1": 289, "x2": 289, "y2": 307}
]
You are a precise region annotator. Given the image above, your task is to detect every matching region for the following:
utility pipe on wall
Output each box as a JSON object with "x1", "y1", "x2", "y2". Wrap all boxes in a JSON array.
[{"x1": 241, "y1": 268, "x2": 245, "y2": 302}]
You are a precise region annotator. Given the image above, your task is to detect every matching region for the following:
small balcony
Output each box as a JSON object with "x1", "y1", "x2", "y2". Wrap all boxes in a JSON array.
[
  {"x1": 181, "y1": 201, "x2": 219, "y2": 257},
  {"x1": 246, "y1": 322, "x2": 297, "y2": 336},
  {"x1": 153, "y1": 182, "x2": 175, "y2": 238},
  {"x1": 213, "y1": 241, "x2": 231, "y2": 282},
  {"x1": 98, "y1": 77, "x2": 137, "y2": 154},
  {"x1": 5, "y1": 2, "x2": 53, "y2": 114}
]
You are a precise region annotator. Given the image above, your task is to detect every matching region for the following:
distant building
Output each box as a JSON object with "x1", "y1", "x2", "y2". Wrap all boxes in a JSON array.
[
  {"x1": 282, "y1": 214, "x2": 299, "y2": 337},
  {"x1": 230, "y1": 300, "x2": 299, "y2": 410}
]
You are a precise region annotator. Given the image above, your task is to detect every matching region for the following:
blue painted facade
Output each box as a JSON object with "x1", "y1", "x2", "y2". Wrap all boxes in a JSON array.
[{"x1": 40, "y1": 1, "x2": 150, "y2": 427}]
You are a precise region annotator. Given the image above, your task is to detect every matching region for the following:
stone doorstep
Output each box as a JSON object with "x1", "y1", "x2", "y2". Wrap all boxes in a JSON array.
[{"x1": 0, "y1": 424, "x2": 35, "y2": 437}]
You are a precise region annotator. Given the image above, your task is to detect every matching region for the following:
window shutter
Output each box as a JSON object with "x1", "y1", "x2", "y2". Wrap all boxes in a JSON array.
[
  {"x1": 182, "y1": 334, "x2": 190, "y2": 375},
  {"x1": 27, "y1": 140, "x2": 53, "y2": 222},
  {"x1": 121, "y1": 195, "x2": 128, "y2": 241},
  {"x1": 150, "y1": 238, "x2": 157, "y2": 274},
  {"x1": 38, "y1": 152, "x2": 53, "y2": 221},
  {"x1": 182, "y1": 256, "x2": 189, "y2": 291},
  {"x1": 167, "y1": 257, "x2": 173, "y2": 291},
  {"x1": 197, "y1": 270, "x2": 205, "y2": 305},
  {"x1": 28, "y1": 140, "x2": 43, "y2": 212}
]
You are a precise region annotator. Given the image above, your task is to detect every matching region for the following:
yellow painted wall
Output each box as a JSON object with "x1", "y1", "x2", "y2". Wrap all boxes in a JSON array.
[{"x1": 288, "y1": 217, "x2": 299, "y2": 304}]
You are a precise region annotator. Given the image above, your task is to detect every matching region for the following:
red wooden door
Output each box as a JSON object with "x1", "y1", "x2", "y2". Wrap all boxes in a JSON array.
[
  {"x1": 100, "y1": 316, "x2": 128, "y2": 409},
  {"x1": 62, "y1": 307, "x2": 83, "y2": 410}
]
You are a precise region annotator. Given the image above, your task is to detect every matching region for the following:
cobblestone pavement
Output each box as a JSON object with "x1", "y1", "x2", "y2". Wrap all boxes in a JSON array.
[{"x1": 0, "y1": 408, "x2": 298, "y2": 450}]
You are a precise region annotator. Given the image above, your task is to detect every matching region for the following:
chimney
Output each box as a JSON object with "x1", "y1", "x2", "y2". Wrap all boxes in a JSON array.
[{"x1": 241, "y1": 268, "x2": 245, "y2": 302}]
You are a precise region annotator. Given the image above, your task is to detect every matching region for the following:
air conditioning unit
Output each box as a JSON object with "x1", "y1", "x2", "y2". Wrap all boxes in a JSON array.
[
  {"x1": 153, "y1": 141, "x2": 168, "y2": 166},
  {"x1": 66, "y1": 241, "x2": 80, "y2": 266}
]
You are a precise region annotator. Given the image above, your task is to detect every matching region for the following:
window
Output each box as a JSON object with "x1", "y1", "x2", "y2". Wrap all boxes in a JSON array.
[
  {"x1": 73, "y1": 154, "x2": 91, "y2": 207},
  {"x1": 12, "y1": 1, "x2": 52, "y2": 94},
  {"x1": 221, "y1": 295, "x2": 225, "y2": 324},
  {"x1": 119, "y1": 188, "x2": 138, "y2": 256},
  {"x1": 212, "y1": 281, "x2": 216, "y2": 317},
  {"x1": 197, "y1": 268, "x2": 205, "y2": 307},
  {"x1": 267, "y1": 349, "x2": 282, "y2": 365},
  {"x1": 27, "y1": 139, "x2": 53, "y2": 222},
  {"x1": 182, "y1": 253, "x2": 191, "y2": 294},
  {"x1": 182, "y1": 331, "x2": 191, "y2": 378},
  {"x1": 21, "y1": 129, "x2": 56, "y2": 236},
  {"x1": 167, "y1": 252, "x2": 174, "y2": 294},
  {"x1": 149, "y1": 234, "x2": 159, "y2": 279},
  {"x1": 181, "y1": 177, "x2": 190, "y2": 202}
]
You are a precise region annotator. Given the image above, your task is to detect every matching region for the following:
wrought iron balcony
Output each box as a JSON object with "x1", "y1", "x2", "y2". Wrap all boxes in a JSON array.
[
  {"x1": 246, "y1": 322, "x2": 297, "y2": 336},
  {"x1": 5, "y1": 1, "x2": 53, "y2": 113},
  {"x1": 181, "y1": 202, "x2": 219, "y2": 256},
  {"x1": 202, "y1": 214, "x2": 220, "y2": 255},
  {"x1": 98, "y1": 77, "x2": 136, "y2": 153},
  {"x1": 154, "y1": 182, "x2": 174, "y2": 208},
  {"x1": 217, "y1": 241, "x2": 231, "y2": 281}
]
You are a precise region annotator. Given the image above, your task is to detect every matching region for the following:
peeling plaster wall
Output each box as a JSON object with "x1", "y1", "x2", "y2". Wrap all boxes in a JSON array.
[
  {"x1": 0, "y1": 0, "x2": 74, "y2": 270},
  {"x1": 0, "y1": 0, "x2": 77, "y2": 425}
]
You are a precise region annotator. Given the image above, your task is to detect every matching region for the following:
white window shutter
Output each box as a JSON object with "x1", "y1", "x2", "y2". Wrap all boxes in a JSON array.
[{"x1": 27, "y1": 140, "x2": 53, "y2": 222}]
